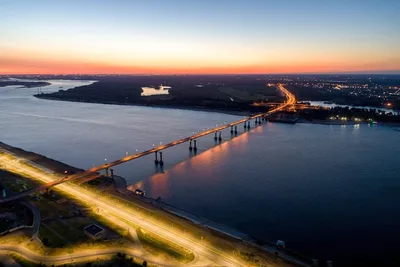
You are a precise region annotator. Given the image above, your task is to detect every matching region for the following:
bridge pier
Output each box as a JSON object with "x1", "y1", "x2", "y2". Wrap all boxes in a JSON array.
[
  {"x1": 214, "y1": 131, "x2": 218, "y2": 140},
  {"x1": 110, "y1": 169, "x2": 114, "y2": 178},
  {"x1": 154, "y1": 151, "x2": 159, "y2": 164},
  {"x1": 218, "y1": 131, "x2": 222, "y2": 141},
  {"x1": 244, "y1": 122, "x2": 247, "y2": 129},
  {"x1": 193, "y1": 140, "x2": 197, "y2": 152},
  {"x1": 247, "y1": 121, "x2": 251, "y2": 129},
  {"x1": 234, "y1": 126, "x2": 238, "y2": 134},
  {"x1": 189, "y1": 139, "x2": 193, "y2": 151},
  {"x1": 159, "y1": 152, "x2": 164, "y2": 166},
  {"x1": 230, "y1": 126, "x2": 234, "y2": 134},
  {"x1": 105, "y1": 168, "x2": 109, "y2": 177}
]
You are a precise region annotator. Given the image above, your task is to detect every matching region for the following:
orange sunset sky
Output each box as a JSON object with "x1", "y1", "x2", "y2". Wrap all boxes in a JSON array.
[{"x1": 1, "y1": 0, "x2": 399, "y2": 74}]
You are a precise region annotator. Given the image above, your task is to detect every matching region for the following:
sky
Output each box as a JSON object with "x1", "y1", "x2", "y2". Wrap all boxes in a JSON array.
[{"x1": 0, "y1": 0, "x2": 399, "y2": 74}]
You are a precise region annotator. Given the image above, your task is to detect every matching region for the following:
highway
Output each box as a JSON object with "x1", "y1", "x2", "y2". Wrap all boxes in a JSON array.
[
  {"x1": 0, "y1": 84, "x2": 297, "y2": 266},
  {"x1": 0, "y1": 83, "x2": 296, "y2": 204}
]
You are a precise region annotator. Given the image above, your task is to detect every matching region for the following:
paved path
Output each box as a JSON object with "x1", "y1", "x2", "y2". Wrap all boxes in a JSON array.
[{"x1": 21, "y1": 201, "x2": 40, "y2": 240}]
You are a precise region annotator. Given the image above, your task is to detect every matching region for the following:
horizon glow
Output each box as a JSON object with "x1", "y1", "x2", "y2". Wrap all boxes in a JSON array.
[{"x1": 1, "y1": 0, "x2": 399, "y2": 74}]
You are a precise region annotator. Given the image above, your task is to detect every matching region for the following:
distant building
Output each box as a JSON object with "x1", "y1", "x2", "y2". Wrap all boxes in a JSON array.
[{"x1": 84, "y1": 224, "x2": 105, "y2": 240}]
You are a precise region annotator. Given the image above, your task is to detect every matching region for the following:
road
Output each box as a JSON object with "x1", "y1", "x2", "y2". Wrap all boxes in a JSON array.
[
  {"x1": 0, "y1": 84, "x2": 297, "y2": 267},
  {"x1": 0, "y1": 83, "x2": 296, "y2": 204},
  {"x1": 0, "y1": 245, "x2": 197, "y2": 267},
  {"x1": 20, "y1": 201, "x2": 40, "y2": 240}
]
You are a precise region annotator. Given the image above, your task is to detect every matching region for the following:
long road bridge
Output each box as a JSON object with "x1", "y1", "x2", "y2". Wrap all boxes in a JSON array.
[{"x1": 0, "y1": 84, "x2": 296, "y2": 203}]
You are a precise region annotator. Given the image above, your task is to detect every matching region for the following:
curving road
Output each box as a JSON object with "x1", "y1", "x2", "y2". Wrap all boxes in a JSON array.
[{"x1": 21, "y1": 201, "x2": 40, "y2": 240}]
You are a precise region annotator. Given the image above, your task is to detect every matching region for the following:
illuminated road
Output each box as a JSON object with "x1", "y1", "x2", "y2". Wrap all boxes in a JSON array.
[
  {"x1": 0, "y1": 83, "x2": 296, "y2": 204},
  {"x1": 0, "y1": 245, "x2": 193, "y2": 267},
  {"x1": 0, "y1": 84, "x2": 298, "y2": 267}
]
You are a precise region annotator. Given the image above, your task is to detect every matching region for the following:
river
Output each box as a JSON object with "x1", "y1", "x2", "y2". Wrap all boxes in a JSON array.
[{"x1": 1, "y1": 80, "x2": 399, "y2": 266}]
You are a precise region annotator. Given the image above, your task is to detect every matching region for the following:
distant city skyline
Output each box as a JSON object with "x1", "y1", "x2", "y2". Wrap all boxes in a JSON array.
[{"x1": 1, "y1": 0, "x2": 399, "y2": 74}]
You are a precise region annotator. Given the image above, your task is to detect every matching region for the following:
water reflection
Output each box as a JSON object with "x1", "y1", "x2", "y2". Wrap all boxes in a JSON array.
[{"x1": 142, "y1": 129, "x2": 251, "y2": 199}]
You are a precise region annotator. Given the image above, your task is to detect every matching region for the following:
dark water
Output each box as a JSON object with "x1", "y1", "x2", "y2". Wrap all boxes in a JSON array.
[{"x1": 1, "y1": 80, "x2": 399, "y2": 266}]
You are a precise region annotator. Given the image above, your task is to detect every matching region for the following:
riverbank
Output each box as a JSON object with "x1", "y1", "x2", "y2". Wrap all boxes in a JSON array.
[{"x1": 34, "y1": 94, "x2": 400, "y2": 128}]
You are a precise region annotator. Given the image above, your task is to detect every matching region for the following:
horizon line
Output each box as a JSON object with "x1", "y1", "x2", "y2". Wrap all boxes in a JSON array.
[{"x1": 2, "y1": 71, "x2": 400, "y2": 76}]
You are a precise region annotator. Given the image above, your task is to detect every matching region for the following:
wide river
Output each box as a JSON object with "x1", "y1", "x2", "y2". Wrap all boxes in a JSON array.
[{"x1": 1, "y1": 80, "x2": 399, "y2": 266}]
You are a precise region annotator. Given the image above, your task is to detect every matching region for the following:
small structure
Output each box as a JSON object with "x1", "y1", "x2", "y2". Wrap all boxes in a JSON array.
[
  {"x1": 135, "y1": 189, "x2": 145, "y2": 196},
  {"x1": 276, "y1": 240, "x2": 286, "y2": 248},
  {"x1": 0, "y1": 183, "x2": 6, "y2": 198},
  {"x1": 84, "y1": 224, "x2": 105, "y2": 240}
]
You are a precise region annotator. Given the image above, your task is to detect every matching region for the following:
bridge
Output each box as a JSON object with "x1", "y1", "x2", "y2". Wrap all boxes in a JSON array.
[{"x1": 0, "y1": 84, "x2": 296, "y2": 203}]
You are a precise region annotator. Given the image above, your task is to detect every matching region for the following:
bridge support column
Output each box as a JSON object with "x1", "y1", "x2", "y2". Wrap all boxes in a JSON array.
[
  {"x1": 244, "y1": 122, "x2": 247, "y2": 129},
  {"x1": 193, "y1": 140, "x2": 197, "y2": 152},
  {"x1": 214, "y1": 131, "x2": 218, "y2": 140},
  {"x1": 159, "y1": 152, "x2": 164, "y2": 166},
  {"x1": 189, "y1": 139, "x2": 193, "y2": 151},
  {"x1": 230, "y1": 126, "x2": 233, "y2": 134},
  {"x1": 247, "y1": 121, "x2": 251, "y2": 129},
  {"x1": 154, "y1": 151, "x2": 159, "y2": 164},
  {"x1": 105, "y1": 168, "x2": 109, "y2": 177},
  {"x1": 259, "y1": 117, "x2": 262, "y2": 125},
  {"x1": 218, "y1": 131, "x2": 222, "y2": 141},
  {"x1": 110, "y1": 169, "x2": 114, "y2": 178},
  {"x1": 234, "y1": 126, "x2": 238, "y2": 134}
]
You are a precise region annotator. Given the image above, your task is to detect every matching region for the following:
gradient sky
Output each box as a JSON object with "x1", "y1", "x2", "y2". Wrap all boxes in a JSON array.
[{"x1": 1, "y1": 0, "x2": 399, "y2": 74}]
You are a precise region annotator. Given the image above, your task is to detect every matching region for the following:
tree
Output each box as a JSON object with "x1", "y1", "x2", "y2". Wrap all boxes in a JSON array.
[{"x1": 142, "y1": 260, "x2": 147, "y2": 266}]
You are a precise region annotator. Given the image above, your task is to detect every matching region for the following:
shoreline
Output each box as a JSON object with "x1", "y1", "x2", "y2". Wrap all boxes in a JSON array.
[
  {"x1": 35, "y1": 95, "x2": 400, "y2": 127},
  {"x1": 34, "y1": 94, "x2": 256, "y2": 117}
]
